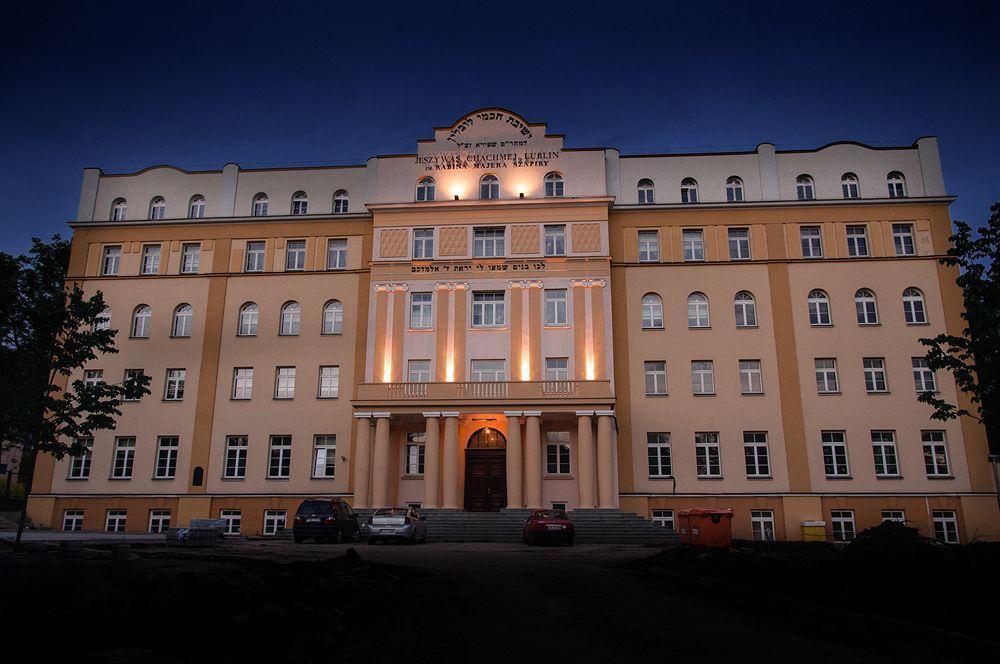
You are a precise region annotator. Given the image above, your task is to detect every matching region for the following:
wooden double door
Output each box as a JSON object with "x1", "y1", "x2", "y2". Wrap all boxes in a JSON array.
[{"x1": 464, "y1": 449, "x2": 507, "y2": 512}]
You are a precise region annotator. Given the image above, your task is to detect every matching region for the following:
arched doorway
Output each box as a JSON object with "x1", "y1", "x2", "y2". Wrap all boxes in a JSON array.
[{"x1": 464, "y1": 427, "x2": 507, "y2": 512}]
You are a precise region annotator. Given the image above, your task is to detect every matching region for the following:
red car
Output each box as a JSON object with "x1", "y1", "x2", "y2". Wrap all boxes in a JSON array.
[{"x1": 523, "y1": 509, "x2": 575, "y2": 546}]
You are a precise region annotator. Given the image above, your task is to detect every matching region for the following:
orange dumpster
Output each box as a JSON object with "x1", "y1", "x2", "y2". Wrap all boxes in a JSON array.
[{"x1": 677, "y1": 508, "x2": 734, "y2": 548}]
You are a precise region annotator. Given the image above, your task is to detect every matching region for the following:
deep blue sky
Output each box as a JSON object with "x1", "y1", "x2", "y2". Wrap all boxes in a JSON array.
[{"x1": 1, "y1": 1, "x2": 997, "y2": 254}]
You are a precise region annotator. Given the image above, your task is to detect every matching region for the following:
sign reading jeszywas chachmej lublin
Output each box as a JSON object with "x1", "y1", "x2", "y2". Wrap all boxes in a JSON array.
[{"x1": 415, "y1": 111, "x2": 559, "y2": 171}]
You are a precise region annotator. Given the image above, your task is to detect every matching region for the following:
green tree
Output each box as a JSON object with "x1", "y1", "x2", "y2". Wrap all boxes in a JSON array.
[
  {"x1": 0, "y1": 236, "x2": 150, "y2": 550},
  {"x1": 919, "y1": 202, "x2": 1000, "y2": 451}
]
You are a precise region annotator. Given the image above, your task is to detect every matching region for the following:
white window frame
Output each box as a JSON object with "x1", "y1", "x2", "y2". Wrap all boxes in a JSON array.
[
  {"x1": 479, "y1": 175, "x2": 500, "y2": 200},
  {"x1": 644, "y1": 361, "x2": 667, "y2": 396},
  {"x1": 854, "y1": 289, "x2": 879, "y2": 325},
  {"x1": 318, "y1": 365, "x2": 340, "y2": 398},
  {"x1": 725, "y1": 176, "x2": 744, "y2": 202},
  {"x1": 251, "y1": 193, "x2": 268, "y2": 217},
  {"x1": 471, "y1": 291, "x2": 505, "y2": 327},
  {"x1": 796, "y1": 175, "x2": 815, "y2": 200},
  {"x1": 279, "y1": 302, "x2": 300, "y2": 336},
  {"x1": 224, "y1": 436, "x2": 248, "y2": 479},
  {"x1": 893, "y1": 223, "x2": 915, "y2": 256},
  {"x1": 405, "y1": 432, "x2": 426, "y2": 475},
  {"x1": 822, "y1": 431, "x2": 850, "y2": 477},
  {"x1": 415, "y1": 177, "x2": 436, "y2": 202},
  {"x1": 680, "y1": 178, "x2": 698, "y2": 203},
  {"x1": 687, "y1": 293, "x2": 710, "y2": 328},
  {"x1": 238, "y1": 303, "x2": 258, "y2": 336},
  {"x1": 232, "y1": 367, "x2": 253, "y2": 400},
  {"x1": 105, "y1": 509, "x2": 127, "y2": 533},
  {"x1": 68, "y1": 437, "x2": 93, "y2": 479},
  {"x1": 841, "y1": 173, "x2": 859, "y2": 199},
  {"x1": 149, "y1": 509, "x2": 171, "y2": 533},
  {"x1": 902, "y1": 288, "x2": 927, "y2": 324},
  {"x1": 815, "y1": 358, "x2": 840, "y2": 393},
  {"x1": 637, "y1": 230, "x2": 660, "y2": 262},
  {"x1": 154, "y1": 436, "x2": 179, "y2": 479},
  {"x1": 268, "y1": 435, "x2": 292, "y2": 478},
  {"x1": 323, "y1": 300, "x2": 344, "y2": 334},
  {"x1": 545, "y1": 432, "x2": 571, "y2": 475},
  {"x1": 164, "y1": 368, "x2": 186, "y2": 401},
  {"x1": 149, "y1": 197, "x2": 166, "y2": 220},
  {"x1": 695, "y1": 432, "x2": 722, "y2": 478},
  {"x1": 831, "y1": 510, "x2": 856, "y2": 542},
  {"x1": 922, "y1": 431, "x2": 950, "y2": 477},
  {"x1": 912, "y1": 357, "x2": 937, "y2": 393},
  {"x1": 181, "y1": 243, "x2": 201, "y2": 274},
  {"x1": 881, "y1": 510, "x2": 905, "y2": 523},
  {"x1": 188, "y1": 195, "x2": 205, "y2": 219},
  {"x1": 887, "y1": 172, "x2": 907, "y2": 198},
  {"x1": 682, "y1": 229, "x2": 704, "y2": 261},
  {"x1": 220, "y1": 509, "x2": 242, "y2": 535},
  {"x1": 871, "y1": 430, "x2": 899, "y2": 477},
  {"x1": 864, "y1": 358, "x2": 888, "y2": 393},
  {"x1": 846, "y1": 225, "x2": 869, "y2": 257},
  {"x1": 63, "y1": 509, "x2": 84, "y2": 531},
  {"x1": 691, "y1": 361, "x2": 716, "y2": 395},
  {"x1": 274, "y1": 367, "x2": 296, "y2": 399},
  {"x1": 263, "y1": 509, "x2": 287, "y2": 535},
  {"x1": 637, "y1": 179, "x2": 655, "y2": 204},
  {"x1": 544, "y1": 172, "x2": 565, "y2": 198},
  {"x1": 807, "y1": 290, "x2": 832, "y2": 326},
  {"x1": 111, "y1": 437, "x2": 135, "y2": 479},
  {"x1": 291, "y1": 191, "x2": 308, "y2": 216},
  {"x1": 647, "y1": 432, "x2": 672, "y2": 478},
  {"x1": 470, "y1": 359, "x2": 506, "y2": 382},
  {"x1": 744, "y1": 432, "x2": 770, "y2": 478},
  {"x1": 544, "y1": 289, "x2": 568, "y2": 326},
  {"x1": 326, "y1": 238, "x2": 348, "y2": 269},
  {"x1": 473, "y1": 227, "x2": 505, "y2": 257},
  {"x1": 800, "y1": 226, "x2": 823, "y2": 258},
  {"x1": 750, "y1": 509, "x2": 775, "y2": 541},
  {"x1": 410, "y1": 292, "x2": 433, "y2": 329},
  {"x1": 333, "y1": 190, "x2": 349, "y2": 214},
  {"x1": 641, "y1": 294, "x2": 663, "y2": 329},
  {"x1": 313, "y1": 435, "x2": 337, "y2": 478},
  {"x1": 285, "y1": 239, "x2": 306, "y2": 271},
  {"x1": 544, "y1": 224, "x2": 566, "y2": 256},
  {"x1": 172, "y1": 305, "x2": 193, "y2": 337},
  {"x1": 728, "y1": 228, "x2": 751, "y2": 260},
  {"x1": 739, "y1": 360, "x2": 763, "y2": 394},
  {"x1": 733, "y1": 291, "x2": 757, "y2": 328},
  {"x1": 245, "y1": 241, "x2": 265, "y2": 272},
  {"x1": 412, "y1": 228, "x2": 434, "y2": 258},
  {"x1": 141, "y1": 244, "x2": 161, "y2": 275},
  {"x1": 931, "y1": 510, "x2": 959, "y2": 543},
  {"x1": 408, "y1": 359, "x2": 432, "y2": 383},
  {"x1": 651, "y1": 509, "x2": 675, "y2": 529},
  {"x1": 102, "y1": 245, "x2": 121, "y2": 276},
  {"x1": 131, "y1": 305, "x2": 151, "y2": 338},
  {"x1": 544, "y1": 357, "x2": 569, "y2": 381},
  {"x1": 110, "y1": 198, "x2": 127, "y2": 221}
]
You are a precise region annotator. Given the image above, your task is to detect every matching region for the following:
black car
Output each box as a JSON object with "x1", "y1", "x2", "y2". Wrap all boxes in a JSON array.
[{"x1": 293, "y1": 499, "x2": 362, "y2": 543}]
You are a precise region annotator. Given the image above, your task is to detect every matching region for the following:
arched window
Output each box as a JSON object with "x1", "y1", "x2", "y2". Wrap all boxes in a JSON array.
[
  {"x1": 637, "y1": 179, "x2": 655, "y2": 205},
  {"x1": 252, "y1": 193, "x2": 269, "y2": 216},
  {"x1": 687, "y1": 292, "x2": 710, "y2": 328},
  {"x1": 641, "y1": 294, "x2": 663, "y2": 329},
  {"x1": 807, "y1": 289, "x2": 831, "y2": 326},
  {"x1": 291, "y1": 191, "x2": 308, "y2": 215},
  {"x1": 415, "y1": 177, "x2": 436, "y2": 202},
  {"x1": 188, "y1": 195, "x2": 206, "y2": 218},
  {"x1": 322, "y1": 300, "x2": 344, "y2": 334},
  {"x1": 94, "y1": 307, "x2": 112, "y2": 331},
  {"x1": 726, "y1": 176, "x2": 744, "y2": 202},
  {"x1": 887, "y1": 171, "x2": 907, "y2": 198},
  {"x1": 902, "y1": 287, "x2": 927, "y2": 324},
  {"x1": 148, "y1": 197, "x2": 166, "y2": 220},
  {"x1": 841, "y1": 173, "x2": 859, "y2": 199},
  {"x1": 237, "y1": 302, "x2": 258, "y2": 336},
  {"x1": 854, "y1": 289, "x2": 878, "y2": 325},
  {"x1": 172, "y1": 304, "x2": 193, "y2": 337},
  {"x1": 279, "y1": 301, "x2": 301, "y2": 335},
  {"x1": 480, "y1": 174, "x2": 499, "y2": 200},
  {"x1": 734, "y1": 291, "x2": 757, "y2": 328},
  {"x1": 333, "y1": 190, "x2": 349, "y2": 214},
  {"x1": 110, "y1": 198, "x2": 127, "y2": 221},
  {"x1": 467, "y1": 427, "x2": 507, "y2": 449},
  {"x1": 680, "y1": 178, "x2": 699, "y2": 203},
  {"x1": 544, "y1": 172, "x2": 564, "y2": 197},
  {"x1": 131, "y1": 305, "x2": 151, "y2": 338},
  {"x1": 796, "y1": 175, "x2": 815, "y2": 201}
]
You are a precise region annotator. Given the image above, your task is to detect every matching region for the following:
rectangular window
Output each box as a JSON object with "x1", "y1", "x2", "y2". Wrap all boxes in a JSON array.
[
  {"x1": 268, "y1": 435, "x2": 292, "y2": 478},
  {"x1": 822, "y1": 431, "x2": 850, "y2": 477},
  {"x1": 83, "y1": 369, "x2": 103, "y2": 387},
  {"x1": 637, "y1": 230, "x2": 660, "y2": 262},
  {"x1": 644, "y1": 361, "x2": 667, "y2": 395},
  {"x1": 68, "y1": 437, "x2": 93, "y2": 479},
  {"x1": 815, "y1": 358, "x2": 840, "y2": 393},
  {"x1": 545, "y1": 431, "x2": 571, "y2": 475},
  {"x1": 326, "y1": 238, "x2": 347, "y2": 269},
  {"x1": 651, "y1": 509, "x2": 675, "y2": 529},
  {"x1": 871, "y1": 430, "x2": 899, "y2": 477},
  {"x1": 473, "y1": 227, "x2": 505, "y2": 257},
  {"x1": 739, "y1": 360, "x2": 763, "y2": 394},
  {"x1": 312, "y1": 435, "x2": 336, "y2": 478},
  {"x1": 800, "y1": 226, "x2": 823, "y2": 258},
  {"x1": 285, "y1": 239, "x2": 306, "y2": 271},
  {"x1": 405, "y1": 432, "x2": 426, "y2": 475},
  {"x1": 224, "y1": 436, "x2": 248, "y2": 479},
  {"x1": 105, "y1": 510, "x2": 127, "y2": 533},
  {"x1": 101, "y1": 245, "x2": 121, "y2": 276},
  {"x1": 750, "y1": 510, "x2": 776, "y2": 541},
  {"x1": 932, "y1": 510, "x2": 959, "y2": 543},
  {"x1": 275, "y1": 367, "x2": 296, "y2": 399},
  {"x1": 831, "y1": 510, "x2": 856, "y2": 542},
  {"x1": 245, "y1": 241, "x2": 265, "y2": 272},
  {"x1": 470, "y1": 359, "x2": 506, "y2": 382},
  {"x1": 647, "y1": 432, "x2": 671, "y2": 478},
  {"x1": 220, "y1": 509, "x2": 241, "y2": 535},
  {"x1": 181, "y1": 243, "x2": 201, "y2": 274},
  {"x1": 743, "y1": 432, "x2": 770, "y2": 477},
  {"x1": 141, "y1": 245, "x2": 161, "y2": 275},
  {"x1": 63, "y1": 509, "x2": 84, "y2": 531},
  {"x1": 263, "y1": 510, "x2": 287, "y2": 535},
  {"x1": 318, "y1": 366, "x2": 340, "y2": 398},
  {"x1": 410, "y1": 292, "x2": 433, "y2": 329},
  {"x1": 111, "y1": 437, "x2": 135, "y2": 479},
  {"x1": 922, "y1": 431, "x2": 950, "y2": 476},
  {"x1": 164, "y1": 369, "x2": 186, "y2": 401},
  {"x1": 695, "y1": 432, "x2": 722, "y2": 478},
  {"x1": 863, "y1": 358, "x2": 888, "y2": 393},
  {"x1": 728, "y1": 228, "x2": 751, "y2": 260},
  {"x1": 544, "y1": 289, "x2": 568, "y2": 326},
  {"x1": 408, "y1": 359, "x2": 431, "y2": 383},
  {"x1": 893, "y1": 223, "x2": 915, "y2": 256},
  {"x1": 232, "y1": 367, "x2": 253, "y2": 400},
  {"x1": 544, "y1": 357, "x2": 569, "y2": 381},
  {"x1": 912, "y1": 358, "x2": 937, "y2": 393},
  {"x1": 148, "y1": 509, "x2": 171, "y2": 533},
  {"x1": 412, "y1": 228, "x2": 434, "y2": 259},
  {"x1": 544, "y1": 225, "x2": 566, "y2": 256},
  {"x1": 881, "y1": 510, "x2": 906, "y2": 523},
  {"x1": 691, "y1": 361, "x2": 715, "y2": 395},
  {"x1": 123, "y1": 369, "x2": 145, "y2": 401},
  {"x1": 472, "y1": 291, "x2": 505, "y2": 327},
  {"x1": 154, "y1": 436, "x2": 179, "y2": 479},
  {"x1": 846, "y1": 225, "x2": 869, "y2": 257},
  {"x1": 682, "y1": 229, "x2": 704, "y2": 261}
]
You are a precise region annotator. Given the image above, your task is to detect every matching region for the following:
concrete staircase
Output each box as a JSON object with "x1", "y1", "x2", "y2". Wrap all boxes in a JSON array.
[{"x1": 356, "y1": 508, "x2": 678, "y2": 545}]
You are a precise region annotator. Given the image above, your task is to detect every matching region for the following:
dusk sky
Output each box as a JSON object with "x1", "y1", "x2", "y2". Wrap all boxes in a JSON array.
[{"x1": 1, "y1": 1, "x2": 997, "y2": 255}]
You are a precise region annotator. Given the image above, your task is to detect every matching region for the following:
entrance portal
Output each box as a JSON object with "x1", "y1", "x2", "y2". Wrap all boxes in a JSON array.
[{"x1": 464, "y1": 428, "x2": 507, "y2": 512}]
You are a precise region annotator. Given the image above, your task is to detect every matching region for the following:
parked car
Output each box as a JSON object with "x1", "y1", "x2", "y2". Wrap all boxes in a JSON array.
[
  {"x1": 293, "y1": 499, "x2": 362, "y2": 544},
  {"x1": 523, "y1": 509, "x2": 574, "y2": 546},
  {"x1": 366, "y1": 507, "x2": 427, "y2": 544}
]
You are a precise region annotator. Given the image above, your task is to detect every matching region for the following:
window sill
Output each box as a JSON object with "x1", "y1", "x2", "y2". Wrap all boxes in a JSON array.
[
  {"x1": 543, "y1": 325, "x2": 571, "y2": 331},
  {"x1": 311, "y1": 476, "x2": 337, "y2": 481},
  {"x1": 642, "y1": 327, "x2": 665, "y2": 331},
  {"x1": 108, "y1": 477, "x2": 133, "y2": 481},
  {"x1": 273, "y1": 397, "x2": 295, "y2": 401},
  {"x1": 818, "y1": 391, "x2": 842, "y2": 396},
  {"x1": 469, "y1": 326, "x2": 509, "y2": 331},
  {"x1": 809, "y1": 324, "x2": 834, "y2": 328},
  {"x1": 65, "y1": 477, "x2": 90, "y2": 481},
  {"x1": 401, "y1": 474, "x2": 424, "y2": 480},
  {"x1": 320, "y1": 332, "x2": 344, "y2": 337},
  {"x1": 696, "y1": 476, "x2": 725, "y2": 481},
  {"x1": 906, "y1": 322, "x2": 931, "y2": 327},
  {"x1": 169, "y1": 335, "x2": 193, "y2": 340},
  {"x1": 150, "y1": 477, "x2": 176, "y2": 481},
  {"x1": 741, "y1": 392, "x2": 765, "y2": 396},
  {"x1": 927, "y1": 475, "x2": 955, "y2": 480},
  {"x1": 408, "y1": 328, "x2": 434, "y2": 333},
  {"x1": 265, "y1": 477, "x2": 290, "y2": 481},
  {"x1": 824, "y1": 476, "x2": 853, "y2": 480},
  {"x1": 220, "y1": 477, "x2": 246, "y2": 481},
  {"x1": 857, "y1": 323, "x2": 881, "y2": 328},
  {"x1": 236, "y1": 334, "x2": 258, "y2": 338},
  {"x1": 693, "y1": 393, "x2": 716, "y2": 397},
  {"x1": 736, "y1": 325, "x2": 759, "y2": 330},
  {"x1": 316, "y1": 396, "x2": 340, "y2": 400},
  {"x1": 645, "y1": 393, "x2": 669, "y2": 397},
  {"x1": 747, "y1": 476, "x2": 773, "y2": 480},
  {"x1": 875, "y1": 475, "x2": 904, "y2": 480},
  {"x1": 230, "y1": 398, "x2": 252, "y2": 402},
  {"x1": 866, "y1": 391, "x2": 891, "y2": 395},
  {"x1": 688, "y1": 326, "x2": 712, "y2": 330},
  {"x1": 648, "y1": 476, "x2": 675, "y2": 481},
  {"x1": 161, "y1": 399, "x2": 184, "y2": 403},
  {"x1": 544, "y1": 474, "x2": 574, "y2": 480}
]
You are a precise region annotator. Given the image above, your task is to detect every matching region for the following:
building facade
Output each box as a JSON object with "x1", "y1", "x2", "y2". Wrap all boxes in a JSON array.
[{"x1": 27, "y1": 108, "x2": 1000, "y2": 542}]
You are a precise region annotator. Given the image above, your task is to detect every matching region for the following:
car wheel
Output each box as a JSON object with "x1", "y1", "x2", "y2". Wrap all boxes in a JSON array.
[
  {"x1": 334, "y1": 528, "x2": 344, "y2": 544},
  {"x1": 352, "y1": 527, "x2": 362, "y2": 543}
]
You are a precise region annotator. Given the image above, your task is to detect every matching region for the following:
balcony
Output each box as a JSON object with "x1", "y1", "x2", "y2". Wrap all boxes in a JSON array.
[{"x1": 355, "y1": 380, "x2": 613, "y2": 407}]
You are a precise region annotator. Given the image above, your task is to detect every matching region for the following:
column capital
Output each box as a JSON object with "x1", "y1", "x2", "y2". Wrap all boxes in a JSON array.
[
  {"x1": 440, "y1": 411, "x2": 460, "y2": 418},
  {"x1": 354, "y1": 412, "x2": 373, "y2": 419},
  {"x1": 372, "y1": 411, "x2": 392, "y2": 419},
  {"x1": 435, "y1": 281, "x2": 469, "y2": 291},
  {"x1": 422, "y1": 411, "x2": 442, "y2": 418},
  {"x1": 571, "y1": 278, "x2": 606, "y2": 288},
  {"x1": 574, "y1": 410, "x2": 596, "y2": 417},
  {"x1": 508, "y1": 279, "x2": 544, "y2": 290},
  {"x1": 595, "y1": 410, "x2": 615, "y2": 417},
  {"x1": 503, "y1": 410, "x2": 523, "y2": 417},
  {"x1": 373, "y1": 283, "x2": 409, "y2": 293},
  {"x1": 523, "y1": 410, "x2": 542, "y2": 417}
]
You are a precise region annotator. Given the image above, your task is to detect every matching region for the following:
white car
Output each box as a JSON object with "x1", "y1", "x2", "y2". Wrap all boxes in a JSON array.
[{"x1": 366, "y1": 507, "x2": 427, "y2": 544}]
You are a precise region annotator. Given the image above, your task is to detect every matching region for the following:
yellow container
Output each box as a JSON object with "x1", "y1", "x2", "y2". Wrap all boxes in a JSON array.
[{"x1": 801, "y1": 520, "x2": 827, "y2": 541}]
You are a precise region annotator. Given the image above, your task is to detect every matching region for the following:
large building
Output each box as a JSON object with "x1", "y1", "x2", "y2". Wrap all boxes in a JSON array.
[{"x1": 27, "y1": 108, "x2": 1000, "y2": 542}]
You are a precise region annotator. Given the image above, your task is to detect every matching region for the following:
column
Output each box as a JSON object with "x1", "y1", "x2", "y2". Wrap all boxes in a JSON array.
[
  {"x1": 576, "y1": 411, "x2": 596, "y2": 509},
  {"x1": 524, "y1": 411, "x2": 542, "y2": 508},
  {"x1": 352, "y1": 413, "x2": 373, "y2": 508},
  {"x1": 370, "y1": 413, "x2": 392, "y2": 508},
  {"x1": 504, "y1": 411, "x2": 524, "y2": 508},
  {"x1": 423, "y1": 413, "x2": 441, "y2": 509},
  {"x1": 442, "y1": 412, "x2": 460, "y2": 508},
  {"x1": 596, "y1": 411, "x2": 615, "y2": 508}
]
